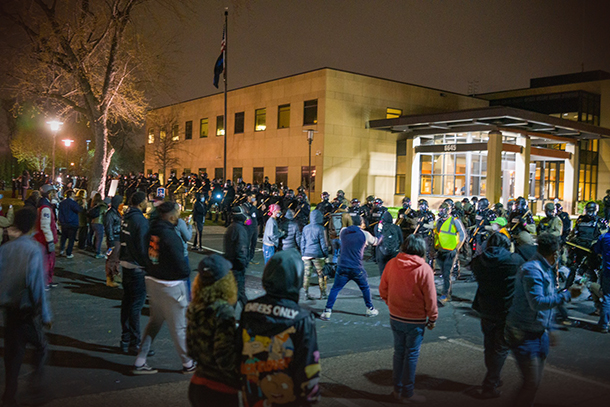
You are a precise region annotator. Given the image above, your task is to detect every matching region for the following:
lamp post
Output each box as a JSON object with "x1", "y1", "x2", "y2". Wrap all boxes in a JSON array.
[
  {"x1": 47, "y1": 120, "x2": 63, "y2": 180},
  {"x1": 62, "y1": 139, "x2": 74, "y2": 173},
  {"x1": 303, "y1": 129, "x2": 317, "y2": 201}
]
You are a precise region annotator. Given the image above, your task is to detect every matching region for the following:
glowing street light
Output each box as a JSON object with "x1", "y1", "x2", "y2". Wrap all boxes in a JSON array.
[{"x1": 47, "y1": 120, "x2": 63, "y2": 179}]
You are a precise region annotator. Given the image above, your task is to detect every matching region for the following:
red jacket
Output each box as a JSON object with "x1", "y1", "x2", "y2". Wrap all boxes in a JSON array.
[{"x1": 379, "y1": 253, "x2": 438, "y2": 324}]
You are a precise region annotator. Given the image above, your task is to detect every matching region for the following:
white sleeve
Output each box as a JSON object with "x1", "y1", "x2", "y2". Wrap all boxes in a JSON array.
[
  {"x1": 362, "y1": 230, "x2": 379, "y2": 246},
  {"x1": 40, "y1": 207, "x2": 54, "y2": 243}
]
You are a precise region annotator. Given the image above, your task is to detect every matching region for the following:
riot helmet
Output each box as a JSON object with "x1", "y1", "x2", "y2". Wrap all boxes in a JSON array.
[
  {"x1": 544, "y1": 202, "x2": 556, "y2": 218},
  {"x1": 471, "y1": 197, "x2": 479, "y2": 205},
  {"x1": 493, "y1": 202, "x2": 504, "y2": 216},
  {"x1": 418, "y1": 199, "x2": 429, "y2": 212},
  {"x1": 366, "y1": 195, "x2": 375, "y2": 204},
  {"x1": 374, "y1": 198, "x2": 384, "y2": 207},
  {"x1": 477, "y1": 198, "x2": 489, "y2": 212},
  {"x1": 438, "y1": 203, "x2": 450, "y2": 218},
  {"x1": 555, "y1": 202, "x2": 563, "y2": 213},
  {"x1": 321, "y1": 191, "x2": 330, "y2": 201},
  {"x1": 443, "y1": 198, "x2": 455, "y2": 209},
  {"x1": 402, "y1": 196, "x2": 411, "y2": 209},
  {"x1": 287, "y1": 189, "x2": 295, "y2": 198},
  {"x1": 337, "y1": 190, "x2": 345, "y2": 199},
  {"x1": 515, "y1": 196, "x2": 528, "y2": 213},
  {"x1": 585, "y1": 201, "x2": 599, "y2": 216},
  {"x1": 351, "y1": 198, "x2": 360, "y2": 207}
]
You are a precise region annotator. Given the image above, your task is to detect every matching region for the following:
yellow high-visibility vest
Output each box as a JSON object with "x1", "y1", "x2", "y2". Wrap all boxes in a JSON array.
[{"x1": 434, "y1": 217, "x2": 460, "y2": 251}]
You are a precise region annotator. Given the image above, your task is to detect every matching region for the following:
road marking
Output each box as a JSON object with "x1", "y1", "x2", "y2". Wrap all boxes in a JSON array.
[
  {"x1": 568, "y1": 316, "x2": 599, "y2": 324},
  {"x1": 446, "y1": 338, "x2": 610, "y2": 390}
]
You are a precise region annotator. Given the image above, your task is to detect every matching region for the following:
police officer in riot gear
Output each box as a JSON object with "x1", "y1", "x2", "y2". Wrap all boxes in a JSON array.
[
  {"x1": 469, "y1": 198, "x2": 496, "y2": 257},
  {"x1": 508, "y1": 196, "x2": 535, "y2": 239},
  {"x1": 604, "y1": 189, "x2": 610, "y2": 221},
  {"x1": 556, "y1": 202, "x2": 571, "y2": 243},
  {"x1": 537, "y1": 202, "x2": 563, "y2": 237},
  {"x1": 397, "y1": 197, "x2": 417, "y2": 238},
  {"x1": 335, "y1": 190, "x2": 349, "y2": 208},
  {"x1": 414, "y1": 199, "x2": 436, "y2": 264},
  {"x1": 317, "y1": 192, "x2": 333, "y2": 218}
]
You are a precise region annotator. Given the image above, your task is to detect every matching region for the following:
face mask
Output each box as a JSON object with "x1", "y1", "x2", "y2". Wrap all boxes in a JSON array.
[{"x1": 200, "y1": 198, "x2": 205, "y2": 202}]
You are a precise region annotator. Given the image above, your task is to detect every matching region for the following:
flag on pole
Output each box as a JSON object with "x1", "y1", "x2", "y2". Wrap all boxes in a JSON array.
[{"x1": 213, "y1": 26, "x2": 226, "y2": 88}]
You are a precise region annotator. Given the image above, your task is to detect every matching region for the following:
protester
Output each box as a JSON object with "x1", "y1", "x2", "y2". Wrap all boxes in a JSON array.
[
  {"x1": 238, "y1": 249, "x2": 321, "y2": 407},
  {"x1": 471, "y1": 232, "x2": 524, "y2": 399},
  {"x1": 119, "y1": 191, "x2": 149, "y2": 354},
  {"x1": 58, "y1": 189, "x2": 82, "y2": 259},
  {"x1": 75, "y1": 189, "x2": 89, "y2": 250},
  {"x1": 133, "y1": 202, "x2": 195, "y2": 374},
  {"x1": 191, "y1": 193, "x2": 207, "y2": 251},
  {"x1": 262, "y1": 203, "x2": 283, "y2": 264},
  {"x1": 34, "y1": 184, "x2": 58, "y2": 289},
  {"x1": 89, "y1": 194, "x2": 108, "y2": 258},
  {"x1": 175, "y1": 210, "x2": 194, "y2": 299},
  {"x1": 104, "y1": 195, "x2": 123, "y2": 287},
  {"x1": 280, "y1": 208, "x2": 302, "y2": 251},
  {"x1": 0, "y1": 200, "x2": 14, "y2": 246},
  {"x1": 0, "y1": 207, "x2": 52, "y2": 407},
  {"x1": 187, "y1": 255, "x2": 240, "y2": 407},
  {"x1": 375, "y1": 211, "x2": 403, "y2": 275},
  {"x1": 300, "y1": 209, "x2": 329, "y2": 300},
  {"x1": 379, "y1": 234, "x2": 437, "y2": 403},
  {"x1": 593, "y1": 229, "x2": 610, "y2": 333},
  {"x1": 321, "y1": 214, "x2": 381, "y2": 320},
  {"x1": 223, "y1": 205, "x2": 250, "y2": 310},
  {"x1": 505, "y1": 232, "x2": 573, "y2": 407}
]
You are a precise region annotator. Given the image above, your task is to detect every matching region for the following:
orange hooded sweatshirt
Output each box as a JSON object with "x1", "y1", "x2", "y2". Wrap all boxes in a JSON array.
[{"x1": 379, "y1": 253, "x2": 438, "y2": 324}]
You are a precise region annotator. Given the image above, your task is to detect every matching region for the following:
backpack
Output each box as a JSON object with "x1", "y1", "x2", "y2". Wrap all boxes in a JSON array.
[
  {"x1": 87, "y1": 205, "x2": 100, "y2": 220},
  {"x1": 378, "y1": 225, "x2": 401, "y2": 257}
]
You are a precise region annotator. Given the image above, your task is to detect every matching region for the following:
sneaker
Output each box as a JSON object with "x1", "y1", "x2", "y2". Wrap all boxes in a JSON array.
[
  {"x1": 320, "y1": 309, "x2": 332, "y2": 321},
  {"x1": 66, "y1": 254, "x2": 74, "y2": 259},
  {"x1": 182, "y1": 362, "x2": 197, "y2": 374},
  {"x1": 599, "y1": 326, "x2": 609, "y2": 334},
  {"x1": 439, "y1": 295, "x2": 451, "y2": 304},
  {"x1": 95, "y1": 254, "x2": 106, "y2": 259},
  {"x1": 133, "y1": 364, "x2": 157, "y2": 375},
  {"x1": 59, "y1": 251, "x2": 65, "y2": 257},
  {"x1": 48, "y1": 282, "x2": 59, "y2": 288},
  {"x1": 366, "y1": 307, "x2": 379, "y2": 317}
]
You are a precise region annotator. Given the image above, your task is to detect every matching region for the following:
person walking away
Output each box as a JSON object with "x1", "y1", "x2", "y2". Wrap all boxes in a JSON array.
[
  {"x1": 376, "y1": 211, "x2": 403, "y2": 276},
  {"x1": 505, "y1": 233, "x2": 574, "y2": 407},
  {"x1": 0, "y1": 207, "x2": 52, "y2": 407},
  {"x1": 301, "y1": 209, "x2": 329, "y2": 300},
  {"x1": 321, "y1": 214, "x2": 381, "y2": 320},
  {"x1": 104, "y1": 195, "x2": 123, "y2": 287},
  {"x1": 119, "y1": 191, "x2": 149, "y2": 354},
  {"x1": 593, "y1": 229, "x2": 610, "y2": 333},
  {"x1": 471, "y1": 232, "x2": 524, "y2": 399},
  {"x1": 89, "y1": 194, "x2": 108, "y2": 258},
  {"x1": 262, "y1": 203, "x2": 283, "y2": 264},
  {"x1": 223, "y1": 205, "x2": 250, "y2": 311},
  {"x1": 280, "y1": 208, "x2": 302, "y2": 251},
  {"x1": 187, "y1": 255, "x2": 240, "y2": 407},
  {"x1": 243, "y1": 192, "x2": 259, "y2": 263},
  {"x1": 379, "y1": 234, "x2": 437, "y2": 403},
  {"x1": 434, "y1": 203, "x2": 466, "y2": 303},
  {"x1": 175, "y1": 210, "x2": 193, "y2": 299},
  {"x1": 238, "y1": 249, "x2": 321, "y2": 407},
  {"x1": 192, "y1": 193, "x2": 207, "y2": 251},
  {"x1": 133, "y1": 202, "x2": 195, "y2": 374},
  {"x1": 75, "y1": 189, "x2": 89, "y2": 250},
  {"x1": 58, "y1": 189, "x2": 82, "y2": 259},
  {"x1": 34, "y1": 184, "x2": 58, "y2": 290}
]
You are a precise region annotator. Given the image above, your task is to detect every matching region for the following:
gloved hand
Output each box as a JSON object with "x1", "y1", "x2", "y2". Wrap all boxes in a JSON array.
[
  {"x1": 47, "y1": 242, "x2": 55, "y2": 253},
  {"x1": 426, "y1": 320, "x2": 436, "y2": 330}
]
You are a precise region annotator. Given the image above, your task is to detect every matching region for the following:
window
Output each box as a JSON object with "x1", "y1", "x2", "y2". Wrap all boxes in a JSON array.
[
  {"x1": 275, "y1": 166, "x2": 288, "y2": 188},
  {"x1": 420, "y1": 153, "x2": 476, "y2": 196},
  {"x1": 234, "y1": 112, "x2": 244, "y2": 134},
  {"x1": 147, "y1": 169, "x2": 152, "y2": 175},
  {"x1": 301, "y1": 166, "x2": 316, "y2": 192},
  {"x1": 185, "y1": 121, "x2": 192, "y2": 140},
  {"x1": 148, "y1": 129, "x2": 154, "y2": 144},
  {"x1": 386, "y1": 108, "x2": 402, "y2": 119},
  {"x1": 303, "y1": 99, "x2": 318, "y2": 125},
  {"x1": 578, "y1": 139, "x2": 599, "y2": 201},
  {"x1": 395, "y1": 140, "x2": 407, "y2": 194},
  {"x1": 215, "y1": 168, "x2": 224, "y2": 180},
  {"x1": 198, "y1": 168, "x2": 206, "y2": 175},
  {"x1": 278, "y1": 104, "x2": 290, "y2": 129},
  {"x1": 253, "y1": 167, "x2": 264, "y2": 184},
  {"x1": 160, "y1": 130, "x2": 167, "y2": 141},
  {"x1": 200, "y1": 118, "x2": 208, "y2": 138},
  {"x1": 184, "y1": 168, "x2": 191, "y2": 175},
  {"x1": 172, "y1": 124, "x2": 179, "y2": 141},
  {"x1": 233, "y1": 167, "x2": 242, "y2": 183},
  {"x1": 255, "y1": 108, "x2": 266, "y2": 131},
  {"x1": 216, "y1": 115, "x2": 225, "y2": 136}
]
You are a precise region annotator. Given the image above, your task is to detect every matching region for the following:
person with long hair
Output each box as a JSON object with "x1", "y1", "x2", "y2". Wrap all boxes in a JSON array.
[{"x1": 187, "y1": 254, "x2": 240, "y2": 407}]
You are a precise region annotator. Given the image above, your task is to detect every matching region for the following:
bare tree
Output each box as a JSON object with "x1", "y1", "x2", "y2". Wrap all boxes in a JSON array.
[
  {"x1": 148, "y1": 110, "x2": 182, "y2": 184},
  {"x1": 0, "y1": 0, "x2": 187, "y2": 196}
]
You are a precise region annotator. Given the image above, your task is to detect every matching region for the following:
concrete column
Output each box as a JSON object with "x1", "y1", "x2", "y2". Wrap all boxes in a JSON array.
[
  {"x1": 514, "y1": 136, "x2": 531, "y2": 199},
  {"x1": 564, "y1": 143, "x2": 578, "y2": 215},
  {"x1": 486, "y1": 130, "x2": 503, "y2": 203},
  {"x1": 404, "y1": 137, "x2": 421, "y2": 202}
]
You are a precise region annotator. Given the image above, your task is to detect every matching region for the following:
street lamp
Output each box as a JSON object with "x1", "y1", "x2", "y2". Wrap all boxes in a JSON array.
[
  {"x1": 47, "y1": 120, "x2": 63, "y2": 180},
  {"x1": 62, "y1": 139, "x2": 74, "y2": 173},
  {"x1": 303, "y1": 129, "x2": 318, "y2": 201}
]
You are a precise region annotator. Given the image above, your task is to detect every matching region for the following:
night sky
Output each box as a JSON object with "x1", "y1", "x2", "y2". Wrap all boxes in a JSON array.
[{"x1": 153, "y1": 0, "x2": 610, "y2": 108}]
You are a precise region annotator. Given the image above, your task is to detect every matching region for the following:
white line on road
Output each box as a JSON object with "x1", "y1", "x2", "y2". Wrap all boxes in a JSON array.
[{"x1": 446, "y1": 338, "x2": 610, "y2": 390}]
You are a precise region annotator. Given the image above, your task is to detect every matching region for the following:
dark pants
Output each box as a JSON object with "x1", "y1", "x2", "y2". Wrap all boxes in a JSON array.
[
  {"x1": 232, "y1": 269, "x2": 247, "y2": 310},
  {"x1": 325, "y1": 266, "x2": 373, "y2": 310},
  {"x1": 193, "y1": 220, "x2": 204, "y2": 248},
  {"x1": 247, "y1": 226, "x2": 258, "y2": 261},
  {"x1": 436, "y1": 250, "x2": 456, "y2": 296},
  {"x1": 59, "y1": 225, "x2": 78, "y2": 256},
  {"x1": 505, "y1": 325, "x2": 549, "y2": 407},
  {"x1": 2, "y1": 309, "x2": 48, "y2": 406},
  {"x1": 120, "y1": 268, "x2": 147, "y2": 347},
  {"x1": 376, "y1": 251, "x2": 395, "y2": 276},
  {"x1": 480, "y1": 318, "x2": 509, "y2": 392},
  {"x1": 77, "y1": 225, "x2": 88, "y2": 249},
  {"x1": 188, "y1": 382, "x2": 238, "y2": 407}
]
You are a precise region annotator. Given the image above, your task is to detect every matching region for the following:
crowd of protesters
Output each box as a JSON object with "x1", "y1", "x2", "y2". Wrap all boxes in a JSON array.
[{"x1": 1, "y1": 173, "x2": 610, "y2": 407}]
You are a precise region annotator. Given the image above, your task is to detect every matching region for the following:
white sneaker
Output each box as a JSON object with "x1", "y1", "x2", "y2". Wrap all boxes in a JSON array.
[
  {"x1": 366, "y1": 307, "x2": 379, "y2": 317},
  {"x1": 320, "y1": 309, "x2": 332, "y2": 321}
]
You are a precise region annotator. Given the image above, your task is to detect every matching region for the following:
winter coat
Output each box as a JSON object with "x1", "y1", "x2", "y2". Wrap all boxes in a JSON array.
[
  {"x1": 280, "y1": 210, "x2": 301, "y2": 251},
  {"x1": 223, "y1": 217, "x2": 249, "y2": 271},
  {"x1": 146, "y1": 219, "x2": 190, "y2": 281},
  {"x1": 58, "y1": 197, "x2": 82, "y2": 227},
  {"x1": 192, "y1": 200, "x2": 207, "y2": 223},
  {"x1": 300, "y1": 210, "x2": 328, "y2": 258},
  {"x1": 175, "y1": 218, "x2": 192, "y2": 258},
  {"x1": 104, "y1": 207, "x2": 122, "y2": 243},
  {"x1": 263, "y1": 216, "x2": 283, "y2": 248},
  {"x1": 119, "y1": 207, "x2": 149, "y2": 268},
  {"x1": 238, "y1": 249, "x2": 321, "y2": 407}
]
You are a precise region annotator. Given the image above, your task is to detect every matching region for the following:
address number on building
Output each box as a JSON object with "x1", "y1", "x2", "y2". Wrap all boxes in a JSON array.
[{"x1": 444, "y1": 144, "x2": 457, "y2": 151}]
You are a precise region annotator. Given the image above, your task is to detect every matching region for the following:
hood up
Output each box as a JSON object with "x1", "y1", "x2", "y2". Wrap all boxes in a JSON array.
[
  {"x1": 262, "y1": 249, "x2": 304, "y2": 303},
  {"x1": 310, "y1": 209, "x2": 323, "y2": 225}
]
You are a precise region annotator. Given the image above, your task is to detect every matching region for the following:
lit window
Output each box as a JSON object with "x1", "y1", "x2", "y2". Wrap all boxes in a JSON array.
[
  {"x1": 216, "y1": 115, "x2": 225, "y2": 136},
  {"x1": 303, "y1": 99, "x2": 317, "y2": 125},
  {"x1": 200, "y1": 118, "x2": 208, "y2": 138},
  {"x1": 172, "y1": 124, "x2": 179, "y2": 141},
  {"x1": 255, "y1": 108, "x2": 266, "y2": 131},
  {"x1": 386, "y1": 108, "x2": 402, "y2": 119},
  {"x1": 148, "y1": 129, "x2": 154, "y2": 144},
  {"x1": 160, "y1": 130, "x2": 166, "y2": 141},
  {"x1": 278, "y1": 104, "x2": 290, "y2": 129}
]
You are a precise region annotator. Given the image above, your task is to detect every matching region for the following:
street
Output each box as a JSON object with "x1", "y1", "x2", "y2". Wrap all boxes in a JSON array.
[{"x1": 1, "y1": 225, "x2": 609, "y2": 407}]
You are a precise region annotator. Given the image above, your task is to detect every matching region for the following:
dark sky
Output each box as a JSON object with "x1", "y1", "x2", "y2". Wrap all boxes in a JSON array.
[{"x1": 153, "y1": 0, "x2": 610, "y2": 107}]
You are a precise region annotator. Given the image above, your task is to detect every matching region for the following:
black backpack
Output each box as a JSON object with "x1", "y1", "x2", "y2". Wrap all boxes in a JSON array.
[{"x1": 379, "y1": 225, "x2": 401, "y2": 257}]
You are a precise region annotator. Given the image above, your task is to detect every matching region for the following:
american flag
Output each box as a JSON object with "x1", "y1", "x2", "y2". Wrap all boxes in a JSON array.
[{"x1": 213, "y1": 26, "x2": 226, "y2": 88}]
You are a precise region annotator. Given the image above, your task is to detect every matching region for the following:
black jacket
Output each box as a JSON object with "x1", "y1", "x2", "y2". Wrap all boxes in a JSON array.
[
  {"x1": 192, "y1": 200, "x2": 207, "y2": 223},
  {"x1": 238, "y1": 250, "x2": 321, "y2": 407},
  {"x1": 104, "y1": 207, "x2": 122, "y2": 243},
  {"x1": 119, "y1": 207, "x2": 149, "y2": 267},
  {"x1": 223, "y1": 217, "x2": 249, "y2": 271},
  {"x1": 472, "y1": 246, "x2": 524, "y2": 320},
  {"x1": 146, "y1": 219, "x2": 190, "y2": 281}
]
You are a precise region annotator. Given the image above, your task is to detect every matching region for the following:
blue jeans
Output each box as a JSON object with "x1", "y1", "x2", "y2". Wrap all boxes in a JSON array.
[
  {"x1": 324, "y1": 266, "x2": 373, "y2": 310},
  {"x1": 92, "y1": 223, "x2": 104, "y2": 255},
  {"x1": 263, "y1": 245, "x2": 275, "y2": 264},
  {"x1": 599, "y1": 274, "x2": 610, "y2": 329},
  {"x1": 436, "y1": 250, "x2": 455, "y2": 296},
  {"x1": 391, "y1": 320, "x2": 425, "y2": 398},
  {"x1": 505, "y1": 325, "x2": 549, "y2": 407},
  {"x1": 331, "y1": 238, "x2": 341, "y2": 263}
]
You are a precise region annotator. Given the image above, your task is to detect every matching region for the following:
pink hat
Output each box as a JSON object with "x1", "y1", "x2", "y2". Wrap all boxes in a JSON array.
[{"x1": 268, "y1": 204, "x2": 281, "y2": 216}]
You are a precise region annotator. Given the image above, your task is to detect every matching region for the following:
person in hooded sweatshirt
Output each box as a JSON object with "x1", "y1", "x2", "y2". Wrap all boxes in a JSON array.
[
  {"x1": 280, "y1": 209, "x2": 301, "y2": 252},
  {"x1": 471, "y1": 232, "x2": 524, "y2": 399},
  {"x1": 300, "y1": 209, "x2": 329, "y2": 300},
  {"x1": 375, "y1": 211, "x2": 403, "y2": 276},
  {"x1": 238, "y1": 249, "x2": 321, "y2": 407},
  {"x1": 224, "y1": 205, "x2": 251, "y2": 311},
  {"x1": 379, "y1": 234, "x2": 437, "y2": 404}
]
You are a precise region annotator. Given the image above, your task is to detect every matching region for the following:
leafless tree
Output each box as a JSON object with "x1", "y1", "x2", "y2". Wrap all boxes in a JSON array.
[{"x1": 148, "y1": 110, "x2": 182, "y2": 184}]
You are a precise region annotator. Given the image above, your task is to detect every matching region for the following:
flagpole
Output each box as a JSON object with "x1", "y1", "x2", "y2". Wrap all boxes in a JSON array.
[{"x1": 223, "y1": 8, "x2": 228, "y2": 183}]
